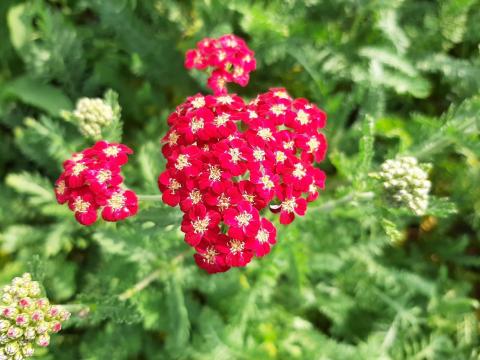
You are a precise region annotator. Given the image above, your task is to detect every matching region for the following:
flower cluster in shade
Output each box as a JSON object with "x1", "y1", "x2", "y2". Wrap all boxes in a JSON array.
[
  {"x1": 72, "y1": 98, "x2": 114, "y2": 139},
  {"x1": 54, "y1": 141, "x2": 138, "y2": 226},
  {"x1": 376, "y1": 156, "x2": 431, "y2": 215},
  {"x1": 0, "y1": 273, "x2": 70, "y2": 359},
  {"x1": 185, "y1": 34, "x2": 256, "y2": 95},
  {"x1": 158, "y1": 86, "x2": 327, "y2": 273}
]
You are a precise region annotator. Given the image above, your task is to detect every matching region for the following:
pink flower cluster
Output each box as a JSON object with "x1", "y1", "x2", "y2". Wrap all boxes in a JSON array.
[
  {"x1": 185, "y1": 34, "x2": 256, "y2": 95},
  {"x1": 54, "y1": 141, "x2": 138, "y2": 226},
  {"x1": 158, "y1": 87, "x2": 327, "y2": 273}
]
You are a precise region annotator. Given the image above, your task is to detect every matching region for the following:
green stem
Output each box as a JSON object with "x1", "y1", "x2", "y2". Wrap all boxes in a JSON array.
[
  {"x1": 118, "y1": 250, "x2": 189, "y2": 301},
  {"x1": 61, "y1": 304, "x2": 91, "y2": 318},
  {"x1": 311, "y1": 191, "x2": 375, "y2": 212},
  {"x1": 137, "y1": 194, "x2": 163, "y2": 201}
]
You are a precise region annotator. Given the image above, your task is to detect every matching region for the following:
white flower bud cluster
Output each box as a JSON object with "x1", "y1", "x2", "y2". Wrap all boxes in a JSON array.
[
  {"x1": 0, "y1": 273, "x2": 70, "y2": 360},
  {"x1": 377, "y1": 156, "x2": 431, "y2": 215},
  {"x1": 73, "y1": 98, "x2": 114, "y2": 139}
]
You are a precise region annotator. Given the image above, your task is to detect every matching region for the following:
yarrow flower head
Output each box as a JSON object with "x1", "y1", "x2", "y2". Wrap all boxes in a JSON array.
[
  {"x1": 185, "y1": 34, "x2": 256, "y2": 95},
  {"x1": 54, "y1": 141, "x2": 138, "y2": 226},
  {"x1": 375, "y1": 156, "x2": 431, "y2": 215},
  {"x1": 160, "y1": 44, "x2": 328, "y2": 274},
  {"x1": 71, "y1": 98, "x2": 114, "y2": 139},
  {"x1": 0, "y1": 273, "x2": 70, "y2": 359}
]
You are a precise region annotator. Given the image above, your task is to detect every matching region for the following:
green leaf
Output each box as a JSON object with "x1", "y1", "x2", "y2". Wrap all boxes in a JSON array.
[
  {"x1": 427, "y1": 197, "x2": 458, "y2": 218},
  {"x1": 5, "y1": 172, "x2": 55, "y2": 205},
  {"x1": 7, "y1": 4, "x2": 31, "y2": 51},
  {"x1": 4, "y1": 76, "x2": 73, "y2": 116},
  {"x1": 165, "y1": 272, "x2": 190, "y2": 355},
  {"x1": 102, "y1": 89, "x2": 123, "y2": 142}
]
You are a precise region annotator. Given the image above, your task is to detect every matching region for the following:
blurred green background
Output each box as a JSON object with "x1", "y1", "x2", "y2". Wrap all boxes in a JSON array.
[{"x1": 1, "y1": 0, "x2": 480, "y2": 359}]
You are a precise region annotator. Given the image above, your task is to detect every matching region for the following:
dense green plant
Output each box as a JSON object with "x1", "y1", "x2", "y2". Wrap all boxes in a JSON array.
[{"x1": 0, "y1": 0, "x2": 479, "y2": 359}]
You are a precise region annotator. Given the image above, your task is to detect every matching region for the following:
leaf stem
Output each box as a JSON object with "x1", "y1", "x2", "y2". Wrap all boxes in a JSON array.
[
  {"x1": 118, "y1": 251, "x2": 189, "y2": 301},
  {"x1": 311, "y1": 191, "x2": 375, "y2": 212},
  {"x1": 137, "y1": 194, "x2": 163, "y2": 201}
]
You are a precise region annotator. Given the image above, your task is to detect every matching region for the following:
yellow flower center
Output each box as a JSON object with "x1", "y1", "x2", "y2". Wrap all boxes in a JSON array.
[
  {"x1": 208, "y1": 165, "x2": 222, "y2": 182},
  {"x1": 189, "y1": 189, "x2": 202, "y2": 204},
  {"x1": 253, "y1": 148, "x2": 266, "y2": 161},
  {"x1": 233, "y1": 67, "x2": 244, "y2": 76},
  {"x1": 296, "y1": 110, "x2": 310, "y2": 125},
  {"x1": 96, "y1": 170, "x2": 112, "y2": 183},
  {"x1": 202, "y1": 246, "x2": 218, "y2": 264},
  {"x1": 236, "y1": 211, "x2": 253, "y2": 227},
  {"x1": 214, "y1": 113, "x2": 230, "y2": 127},
  {"x1": 257, "y1": 128, "x2": 274, "y2": 141},
  {"x1": 229, "y1": 239, "x2": 244, "y2": 254},
  {"x1": 72, "y1": 163, "x2": 87, "y2": 176},
  {"x1": 108, "y1": 192, "x2": 126, "y2": 210},
  {"x1": 274, "y1": 91, "x2": 289, "y2": 99},
  {"x1": 175, "y1": 154, "x2": 191, "y2": 170},
  {"x1": 260, "y1": 175, "x2": 275, "y2": 190},
  {"x1": 73, "y1": 197, "x2": 89, "y2": 213},
  {"x1": 229, "y1": 148, "x2": 241, "y2": 163},
  {"x1": 190, "y1": 117, "x2": 204, "y2": 133},
  {"x1": 217, "y1": 95, "x2": 233, "y2": 105},
  {"x1": 307, "y1": 137, "x2": 320, "y2": 152},
  {"x1": 191, "y1": 97, "x2": 205, "y2": 109},
  {"x1": 283, "y1": 141, "x2": 294, "y2": 150},
  {"x1": 192, "y1": 217, "x2": 210, "y2": 234},
  {"x1": 168, "y1": 179, "x2": 181, "y2": 193},
  {"x1": 104, "y1": 146, "x2": 120, "y2": 157},
  {"x1": 218, "y1": 51, "x2": 226, "y2": 61},
  {"x1": 247, "y1": 110, "x2": 258, "y2": 119},
  {"x1": 167, "y1": 131, "x2": 180, "y2": 146},
  {"x1": 256, "y1": 229, "x2": 269, "y2": 243},
  {"x1": 56, "y1": 180, "x2": 66, "y2": 195},
  {"x1": 292, "y1": 164, "x2": 306, "y2": 179},
  {"x1": 281, "y1": 198, "x2": 296, "y2": 213},
  {"x1": 270, "y1": 104, "x2": 286, "y2": 116},
  {"x1": 275, "y1": 151, "x2": 287, "y2": 163},
  {"x1": 217, "y1": 193, "x2": 230, "y2": 210},
  {"x1": 243, "y1": 192, "x2": 255, "y2": 204}
]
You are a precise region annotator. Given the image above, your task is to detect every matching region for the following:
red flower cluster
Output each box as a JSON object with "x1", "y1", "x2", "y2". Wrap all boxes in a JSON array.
[
  {"x1": 185, "y1": 34, "x2": 256, "y2": 95},
  {"x1": 158, "y1": 88, "x2": 327, "y2": 273},
  {"x1": 54, "y1": 141, "x2": 138, "y2": 226}
]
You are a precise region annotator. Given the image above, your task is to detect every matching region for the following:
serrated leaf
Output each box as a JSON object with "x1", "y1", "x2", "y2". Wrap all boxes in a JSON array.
[
  {"x1": 427, "y1": 197, "x2": 457, "y2": 218},
  {"x1": 5, "y1": 172, "x2": 55, "y2": 205},
  {"x1": 165, "y1": 272, "x2": 190, "y2": 355}
]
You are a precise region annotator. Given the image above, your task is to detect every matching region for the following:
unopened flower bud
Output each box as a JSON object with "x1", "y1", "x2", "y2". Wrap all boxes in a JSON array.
[
  {"x1": 23, "y1": 328, "x2": 35, "y2": 341},
  {"x1": 36, "y1": 334, "x2": 50, "y2": 347},
  {"x1": 0, "y1": 273, "x2": 70, "y2": 356},
  {"x1": 36, "y1": 322, "x2": 48, "y2": 334},
  {"x1": 15, "y1": 314, "x2": 29, "y2": 327},
  {"x1": 72, "y1": 97, "x2": 114, "y2": 139},
  {"x1": 1, "y1": 294, "x2": 12, "y2": 305},
  {"x1": 30, "y1": 311, "x2": 43, "y2": 322},
  {"x1": 4, "y1": 341, "x2": 18, "y2": 355},
  {"x1": 7, "y1": 326, "x2": 22, "y2": 339},
  {"x1": 22, "y1": 343, "x2": 34, "y2": 357},
  {"x1": 0, "y1": 321, "x2": 9, "y2": 333},
  {"x1": 375, "y1": 156, "x2": 431, "y2": 215}
]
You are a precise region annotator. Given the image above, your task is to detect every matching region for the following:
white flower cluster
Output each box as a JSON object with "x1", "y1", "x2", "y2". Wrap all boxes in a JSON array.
[
  {"x1": 0, "y1": 273, "x2": 70, "y2": 360},
  {"x1": 377, "y1": 156, "x2": 431, "y2": 215},
  {"x1": 73, "y1": 98, "x2": 114, "y2": 139}
]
